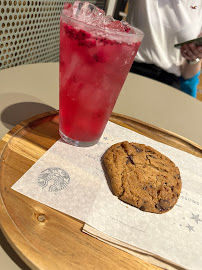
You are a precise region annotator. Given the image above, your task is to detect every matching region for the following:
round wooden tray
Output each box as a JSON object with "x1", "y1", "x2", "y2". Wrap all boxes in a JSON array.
[{"x1": 0, "y1": 110, "x2": 201, "y2": 270}]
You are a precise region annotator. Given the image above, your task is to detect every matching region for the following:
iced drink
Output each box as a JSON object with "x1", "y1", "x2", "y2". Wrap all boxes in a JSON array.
[{"x1": 59, "y1": 1, "x2": 144, "y2": 146}]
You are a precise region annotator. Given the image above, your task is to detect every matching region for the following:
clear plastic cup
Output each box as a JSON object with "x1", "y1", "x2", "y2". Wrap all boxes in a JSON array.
[{"x1": 59, "y1": 2, "x2": 144, "y2": 147}]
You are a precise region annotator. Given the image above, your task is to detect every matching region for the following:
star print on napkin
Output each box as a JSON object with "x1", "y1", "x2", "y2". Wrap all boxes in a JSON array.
[{"x1": 190, "y1": 213, "x2": 202, "y2": 224}]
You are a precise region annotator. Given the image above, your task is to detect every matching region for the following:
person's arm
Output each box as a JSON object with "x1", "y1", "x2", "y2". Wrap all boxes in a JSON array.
[{"x1": 180, "y1": 33, "x2": 202, "y2": 79}]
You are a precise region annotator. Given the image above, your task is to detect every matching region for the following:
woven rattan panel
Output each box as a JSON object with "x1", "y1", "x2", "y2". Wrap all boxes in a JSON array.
[{"x1": 0, "y1": 0, "x2": 106, "y2": 70}]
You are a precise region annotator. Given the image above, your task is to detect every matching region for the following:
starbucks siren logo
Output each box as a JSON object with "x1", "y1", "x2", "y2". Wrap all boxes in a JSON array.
[{"x1": 38, "y1": 167, "x2": 70, "y2": 192}]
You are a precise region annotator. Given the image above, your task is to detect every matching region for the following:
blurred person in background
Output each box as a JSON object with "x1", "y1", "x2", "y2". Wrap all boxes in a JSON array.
[{"x1": 126, "y1": 0, "x2": 202, "y2": 98}]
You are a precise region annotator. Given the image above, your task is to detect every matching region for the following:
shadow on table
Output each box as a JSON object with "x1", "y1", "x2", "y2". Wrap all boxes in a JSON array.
[
  {"x1": 1, "y1": 102, "x2": 55, "y2": 130},
  {"x1": 0, "y1": 230, "x2": 31, "y2": 270}
]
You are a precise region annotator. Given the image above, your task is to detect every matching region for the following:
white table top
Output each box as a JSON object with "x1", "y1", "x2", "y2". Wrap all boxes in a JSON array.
[
  {"x1": 0, "y1": 63, "x2": 202, "y2": 270},
  {"x1": 0, "y1": 63, "x2": 202, "y2": 144}
]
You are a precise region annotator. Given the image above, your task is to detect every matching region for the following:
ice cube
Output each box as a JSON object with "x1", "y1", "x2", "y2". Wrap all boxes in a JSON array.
[
  {"x1": 121, "y1": 20, "x2": 133, "y2": 33},
  {"x1": 73, "y1": 2, "x2": 90, "y2": 18},
  {"x1": 63, "y1": 3, "x2": 73, "y2": 17},
  {"x1": 71, "y1": 2, "x2": 83, "y2": 17},
  {"x1": 105, "y1": 21, "x2": 125, "y2": 32},
  {"x1": 70, "y1": 1, "x2": 105, "y2": 26},
  {"x1": 63, "y1": 1, "x2": 134, "y2": 33},
  {"x1": 102, "y1": 15, "x2": 115, "y2": 26},
  {"x1": 88, "y1": 8, "x2": 105, "y2": 27},
  {"x1": 64, "y1": 3, "x2": 72, "y2": 10}
]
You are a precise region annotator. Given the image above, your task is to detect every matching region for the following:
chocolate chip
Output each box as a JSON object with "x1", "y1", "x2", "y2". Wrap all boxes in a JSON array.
[
  {"x1": 143, "y1": 186, "x2": 147, "y2": 190},
  {"x1": 126, "y1": 154, "x2": 135, "y2": 165},
  {"x1": 174, "y1": 174, "x2": 181, "y2": 179},
  {"x1": 175, "y1": 192, "x2": 179, "y2": 197},
  {"x1": 140, "y1": 205, "x2": 146, "y2": 211},
  {"x1": 147, "y1": 155, "x2": 156, "y2": 159},
  {"x1": 132, "y1": 145, "x2": 142, "y2": 153},
  {"x1": 160, "y1": 199, "x2": 170, "y2": 208},
  {"x1": 155, "y1": 203, "x2": 161, "y2": 211},
  {"x1": 155, "y1": 199, "x2": 170, "y2": 212},
  {"x1": 145, "y1": 150, "x2": 156, "y2": 154}
]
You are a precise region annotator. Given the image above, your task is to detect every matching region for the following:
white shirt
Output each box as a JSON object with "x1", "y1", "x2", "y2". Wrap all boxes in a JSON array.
[{"x1": 126, "y1": 0, "x2": 202, "y2": 76}]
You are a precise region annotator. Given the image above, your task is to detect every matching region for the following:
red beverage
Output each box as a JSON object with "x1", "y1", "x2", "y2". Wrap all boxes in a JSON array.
[{"x1": 59, "y1": 2, "x2": 144, "y2": 146}]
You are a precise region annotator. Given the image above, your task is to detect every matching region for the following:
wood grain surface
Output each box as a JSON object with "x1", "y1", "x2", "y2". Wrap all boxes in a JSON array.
[{"x1": 0, "y1": 110, "x2": 201, "y2": 270}]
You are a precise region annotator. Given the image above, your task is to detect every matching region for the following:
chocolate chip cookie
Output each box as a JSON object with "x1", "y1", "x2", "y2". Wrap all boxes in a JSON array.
[{"x1": 103, "y1": 141, "x2": 182, "y2": 214}]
